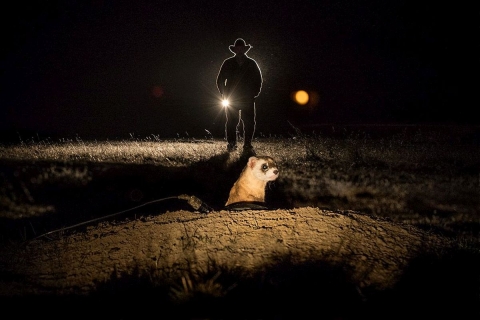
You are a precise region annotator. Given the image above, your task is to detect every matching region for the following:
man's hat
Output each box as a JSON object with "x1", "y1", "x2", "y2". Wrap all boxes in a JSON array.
[{"x1": 229, "y1": 38, "x2": 252, "y2": 53}]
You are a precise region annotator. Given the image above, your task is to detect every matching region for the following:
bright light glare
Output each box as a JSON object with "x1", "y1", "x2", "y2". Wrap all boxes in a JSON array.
[
  {"x1": 222, "y1": 99, "x2": 229, "y2": 107},
  {"x1": 295, "y1": 90, "x2": 309, "y2": 105}
]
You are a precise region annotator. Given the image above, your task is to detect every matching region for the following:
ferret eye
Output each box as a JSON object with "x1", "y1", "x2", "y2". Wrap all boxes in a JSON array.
[{"x1": 261, "y1": 164, "x2": 268, "y2": 171}]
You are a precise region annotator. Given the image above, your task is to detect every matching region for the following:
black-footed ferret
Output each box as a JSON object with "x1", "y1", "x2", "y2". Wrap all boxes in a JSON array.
[{"x1": 225, "y1": 156, "x2": 279, "y2": 206}]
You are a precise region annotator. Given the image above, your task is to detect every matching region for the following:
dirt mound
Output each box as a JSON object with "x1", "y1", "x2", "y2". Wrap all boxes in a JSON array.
[{"x1": 0, "y1": 207, "x2": 450, "y2": 296}]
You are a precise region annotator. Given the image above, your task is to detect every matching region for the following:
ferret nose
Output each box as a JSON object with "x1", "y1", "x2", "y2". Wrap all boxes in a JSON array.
[{"x1": 273, "y1": 169, "x2": 279, "y2": 175}]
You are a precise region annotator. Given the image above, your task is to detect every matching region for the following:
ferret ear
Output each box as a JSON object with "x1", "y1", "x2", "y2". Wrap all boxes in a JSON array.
[{"x1": 248, "y1": 156, "x2": 257, "y2": 168}]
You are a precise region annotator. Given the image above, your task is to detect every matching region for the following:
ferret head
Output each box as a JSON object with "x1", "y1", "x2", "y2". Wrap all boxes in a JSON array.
[{"x1": 247, "y1": 156, "x2": 279, "y2": 182}]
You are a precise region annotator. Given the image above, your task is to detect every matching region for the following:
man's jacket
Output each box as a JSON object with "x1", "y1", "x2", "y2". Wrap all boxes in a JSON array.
[{"x1": 216, "y1": 56, "x2": 262, "y2": 102}]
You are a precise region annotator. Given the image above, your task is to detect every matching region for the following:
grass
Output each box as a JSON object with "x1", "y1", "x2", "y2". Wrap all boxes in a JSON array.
[
  {"x1": 6, "y1": 127, "x2": 480, "y2": 235},
  {"x1": 1, "y1": 125, "x2": 478, "y2": 240}
]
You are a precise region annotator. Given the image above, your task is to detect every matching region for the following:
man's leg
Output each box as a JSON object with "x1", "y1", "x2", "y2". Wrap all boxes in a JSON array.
[
  {"x1": 241, "y1": 100, "x2": 256, "y2": 148},
  {"x1": 225, "y1": 107, "x2": 240, "y2": 151},
  {"x1": 237, "y1": 110, "x2": 244, "y2": 142}
]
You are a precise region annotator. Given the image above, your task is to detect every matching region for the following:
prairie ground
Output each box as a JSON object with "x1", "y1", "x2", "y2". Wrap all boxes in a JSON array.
[{"x1": 0, "y1": 124, "x2": 478, "y2": 319}]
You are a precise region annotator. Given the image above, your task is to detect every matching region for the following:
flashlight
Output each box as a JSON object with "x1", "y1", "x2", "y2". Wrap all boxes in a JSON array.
[{"x1": 222, "y1": 99, "x2": 229, "y2": 107}]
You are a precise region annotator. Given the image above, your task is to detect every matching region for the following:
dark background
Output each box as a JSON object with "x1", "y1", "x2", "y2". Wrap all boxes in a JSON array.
[{"x1": 1, "y1": 1, "x2": 478, "y2": 142}]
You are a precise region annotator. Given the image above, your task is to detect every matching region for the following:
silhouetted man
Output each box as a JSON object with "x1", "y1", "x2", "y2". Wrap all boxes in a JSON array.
[{"x1": 216, "y1": 38, "x2": 263, "y2": 153}]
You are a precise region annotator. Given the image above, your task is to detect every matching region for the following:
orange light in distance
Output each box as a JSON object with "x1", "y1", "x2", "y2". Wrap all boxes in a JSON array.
[{"x1": 294, "y1": 90, "x2": 309, "y2": 105}]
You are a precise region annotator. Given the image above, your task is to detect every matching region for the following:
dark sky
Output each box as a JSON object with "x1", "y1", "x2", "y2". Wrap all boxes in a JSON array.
[{"x1": 1, "y1": 1, "x2": 478, "y2": 141}]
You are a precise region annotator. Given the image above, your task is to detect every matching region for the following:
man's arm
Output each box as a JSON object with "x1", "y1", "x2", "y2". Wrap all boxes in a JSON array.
[
  {"x1": 252, "y1": 60, "x2": 263, "y2": 97},
  {"x1": 216, "y1": 61, "x2": 227, "y2": 95}
]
